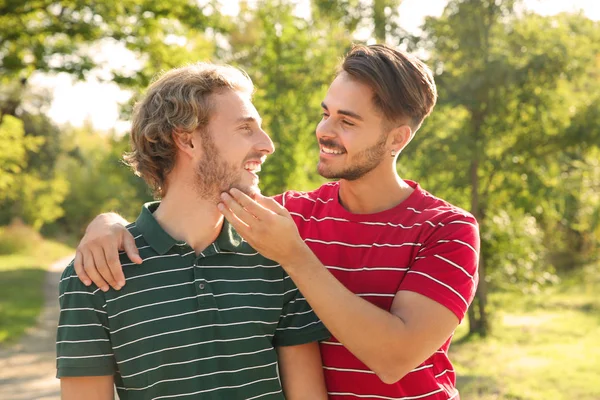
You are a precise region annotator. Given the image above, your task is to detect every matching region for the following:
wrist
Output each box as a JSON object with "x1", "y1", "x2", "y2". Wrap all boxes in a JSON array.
[{"x1": 281, "y1": 243, "x2": 320, "y2": 273}]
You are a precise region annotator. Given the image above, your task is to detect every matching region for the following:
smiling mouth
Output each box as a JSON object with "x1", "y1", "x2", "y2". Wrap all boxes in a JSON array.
[
  {"x1": 320, "y1": 146, "x2": 346, "y2": 155},
  {"x1": 244, "y1": 161, "x2": 262, "y2": 175}
]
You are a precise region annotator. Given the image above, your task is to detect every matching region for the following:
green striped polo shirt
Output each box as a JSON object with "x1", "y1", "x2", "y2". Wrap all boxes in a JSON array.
[{"x1": 56, "y1": 202, "x2": 329, "y2": 399}]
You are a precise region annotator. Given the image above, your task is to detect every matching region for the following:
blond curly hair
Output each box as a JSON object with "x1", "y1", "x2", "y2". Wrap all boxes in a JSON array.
[{"x1": 124, "y1": 63, "x2": 254, "y2": 197}]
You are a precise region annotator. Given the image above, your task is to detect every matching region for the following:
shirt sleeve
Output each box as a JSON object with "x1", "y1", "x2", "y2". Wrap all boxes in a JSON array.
[
  {"x1": 399, "y1": 215, "x2": 480, "y2": 322},
  {"x1": 56, "y1": 261, "x2": 115, "y2": 378},
  {"x1": 272, "y1": 271, "x2": 330, "y2": 347}
]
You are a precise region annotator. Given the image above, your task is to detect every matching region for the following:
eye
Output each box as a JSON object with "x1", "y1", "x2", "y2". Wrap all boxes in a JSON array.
[
  {"x1": 342, "y1": 120, "x2": 355, "y2": 126},
  {"x1": 321, "y1": 112, "x2": 329, "y2": 119},
  {"x1": 241, "y1": 125, "x2": 253, "y2": 134}
]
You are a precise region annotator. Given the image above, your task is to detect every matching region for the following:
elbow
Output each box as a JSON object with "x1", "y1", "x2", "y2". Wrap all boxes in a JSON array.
[
  {"x1": 375, "y1": 371, "x2": 405, "y2": 385},
  {"x1": 373, "y1": 364, "x2": 410, "y2": 385}
]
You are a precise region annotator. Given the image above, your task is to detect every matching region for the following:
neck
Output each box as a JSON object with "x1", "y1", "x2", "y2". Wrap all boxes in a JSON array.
[
  {"x1": 153, "y1": 178, "x2": 224, "y2": 254},
  {"x1": 338, "y1": 162, "x2": 413, "y2": 214}
]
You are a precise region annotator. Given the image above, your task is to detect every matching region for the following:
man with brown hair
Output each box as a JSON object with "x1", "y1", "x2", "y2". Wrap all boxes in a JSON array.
[
  {"x1": 74, "y1": 44, "x2": 480, "y2": 399},
  {"x1": 56, "y1": 63, "x2": 329, "y2": 399}
]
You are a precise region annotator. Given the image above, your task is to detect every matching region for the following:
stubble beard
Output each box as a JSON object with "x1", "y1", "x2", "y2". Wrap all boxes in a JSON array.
[
  {"x1": 317, "y1": 131, "x2": 388, "y2": 181},
  {"x1": 194, "y1": 133, "x2": 259, "y2": 204}
]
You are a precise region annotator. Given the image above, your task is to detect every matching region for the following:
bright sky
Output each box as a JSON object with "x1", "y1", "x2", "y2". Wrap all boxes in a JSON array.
[{"x1": 35, "y1": 0, "x2": 599, "y2": 132}]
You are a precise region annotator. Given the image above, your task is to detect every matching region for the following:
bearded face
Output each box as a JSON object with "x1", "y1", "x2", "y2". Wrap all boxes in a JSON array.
[
  {"x1": 194, "y1": 131, "x2": 264, "y2": 203},
  {"x1": 317, "y1": 130, "x2": 388, "y2": 181}
]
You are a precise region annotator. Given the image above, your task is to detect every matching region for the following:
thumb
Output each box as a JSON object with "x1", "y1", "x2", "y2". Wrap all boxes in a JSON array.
[{"x1": 123, "y1": 231, "x2": 143, "y2": 264}]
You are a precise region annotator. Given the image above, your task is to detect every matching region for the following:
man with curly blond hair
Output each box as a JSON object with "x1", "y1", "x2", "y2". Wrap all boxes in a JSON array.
[{"x1": 56, "y1": 63, "x2": 329, "y2": 400}]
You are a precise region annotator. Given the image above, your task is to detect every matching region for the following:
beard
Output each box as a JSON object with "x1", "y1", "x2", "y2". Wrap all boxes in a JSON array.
[
  {"x1": 317, "y1": 131, "x2": 388, "y2": 181},
  {"x1": 194, "y1": 132, "x2": 261, "y2": 204}
]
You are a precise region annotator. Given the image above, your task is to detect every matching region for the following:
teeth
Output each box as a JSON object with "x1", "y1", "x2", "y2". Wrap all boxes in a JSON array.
[
  {"x1": 322, "y1": 147, "x2": 344, "y2": 155},
  {"x1": 244, "y1": 162, "x2": 261, "y2": 172}
]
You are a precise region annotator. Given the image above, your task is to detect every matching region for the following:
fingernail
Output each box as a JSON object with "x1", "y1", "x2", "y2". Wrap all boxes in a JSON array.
[
  {"x1": 118, "y1": 280, "x2": 125, "y2": 287},
  {"x1": 220, "y1": 193, "x2": 228, "y2": 200},
  {"x1": 217, "y1": 203, "x2": 224, "y2": 211},
  {"x1": 114, "y1": 285, "x2": 122, "y2": 290},
  {"x1": 83, "y1": 280, "x2": 91, "y2": 286},
  {"x1": 101, "y1": 286, "x2": 109, "y2": 292}
]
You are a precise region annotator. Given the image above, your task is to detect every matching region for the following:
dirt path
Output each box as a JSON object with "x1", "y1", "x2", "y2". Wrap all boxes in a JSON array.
[{"x1": 0, "y1": 256, "x2": 73, "y2": 400}]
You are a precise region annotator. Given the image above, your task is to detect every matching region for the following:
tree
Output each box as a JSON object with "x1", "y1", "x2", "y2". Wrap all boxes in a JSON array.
[
  {"x1": 406, "y1": 0, "x2": 600, "y2": 335},
  {"x1": 312, "y1": 0, "x2": 407, "y2": 44}
]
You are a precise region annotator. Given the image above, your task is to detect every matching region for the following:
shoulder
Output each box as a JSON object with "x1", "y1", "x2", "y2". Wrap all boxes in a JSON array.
[
  {"x1": 411, "y1": 185, "x2": 477, "y2": 226},
  {"x1": 58, "y1": 260, "x2": 78, "y2": 292},
  {"x1": 399, "y1": 185, "x2": 479, "y2": 250},
  {"x1": 58, "y1": 260, "x2": 105, "y2": 304}
]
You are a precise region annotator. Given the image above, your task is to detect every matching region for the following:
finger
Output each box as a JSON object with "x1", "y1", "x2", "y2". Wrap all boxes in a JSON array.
[
  {"x1": 255, "y1": 194, "x2": 288, "y2": 216},
  {"x1": 82, "y1": 249, "x2": 109, "y2": 291},
  {"x1": 228, "y1": 189, "x2": 276, "y2": 219},
  {"x1": 74, "y1": 250, "x2": 91, "y2": 286},
  {"x1": 104, "y1": 242, "x2": 125, "y2": 290},
  {"x1": 218, "y1": 202, "x2": 251, "y2": 237},
  {"x1": 123, "y1": 231, "x2": 142, "y2": 264},
  {"x1": 90, "y1": 246, "x2": 118, "y2": 290},
  {"x1": 220, "y1": 192, "x2": 258, "y2": 223}
]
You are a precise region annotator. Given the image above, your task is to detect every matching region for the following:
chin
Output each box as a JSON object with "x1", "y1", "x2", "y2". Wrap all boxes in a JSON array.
[
  {"x1": 317, "y1": 165, "x2": 337, "y2": 180},
  {"x1": 232, "y1": 182, "x2": 261, "y2": 199}
]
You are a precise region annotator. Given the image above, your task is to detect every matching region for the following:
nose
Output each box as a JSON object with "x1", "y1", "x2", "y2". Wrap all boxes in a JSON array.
[
  {"x1": 316, "y1": 116, "x2": 336, "y2": 141},
  {"x1": 256, "y1": 128, "x2": 275, "y2": 155}
]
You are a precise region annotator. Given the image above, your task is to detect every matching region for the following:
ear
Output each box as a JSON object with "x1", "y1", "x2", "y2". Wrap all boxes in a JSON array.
[
  {"x1": 172, "y1": 129, "x2": 195, "y2": 157},
  {"x1": 389, "y1": 124, "x2": 412, "y2": 155}
]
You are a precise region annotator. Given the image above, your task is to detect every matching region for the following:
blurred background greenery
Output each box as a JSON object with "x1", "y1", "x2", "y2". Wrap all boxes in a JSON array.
[{"x1": 0, "y1": 0, "x2": 598, "y2": 398}]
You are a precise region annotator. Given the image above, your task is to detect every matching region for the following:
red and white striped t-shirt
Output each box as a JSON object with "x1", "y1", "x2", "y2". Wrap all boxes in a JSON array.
[{"x1": 276, "y1": 180, "x2": 479, "y2": 400}]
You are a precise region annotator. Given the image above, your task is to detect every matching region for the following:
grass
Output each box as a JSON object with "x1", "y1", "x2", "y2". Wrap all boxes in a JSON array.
[
  {"x1": 0, "y1": 237, "x2": 73, "y2": 346},
  {"x1": 450, "y1": 264, "x2": 600, "y2": 400}
]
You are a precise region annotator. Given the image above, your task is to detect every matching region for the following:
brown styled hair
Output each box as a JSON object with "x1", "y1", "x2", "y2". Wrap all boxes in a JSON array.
[
  {"x1": 124, "y1": 63, "x2": 254, "y2": 197},
  {"x1": 340, "y1": 44, "x2": 437, "y2": 132}
]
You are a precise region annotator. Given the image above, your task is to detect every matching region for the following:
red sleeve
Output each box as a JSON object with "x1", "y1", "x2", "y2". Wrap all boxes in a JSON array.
[{"x1": 399, "y1": 216, "x2": 480, "y2": 322}]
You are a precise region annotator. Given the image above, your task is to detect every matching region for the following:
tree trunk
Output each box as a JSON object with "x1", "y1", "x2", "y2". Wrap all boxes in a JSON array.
[{"x1": 468, "y1": 156, "x2": 490, "y2": 336}]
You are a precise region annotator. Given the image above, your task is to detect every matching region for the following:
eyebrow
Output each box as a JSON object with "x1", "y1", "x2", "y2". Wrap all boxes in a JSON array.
[
  {"x1": 235, "y1": 116, "x2": 262, "y2": 125},
  {"x1": 321, "y1": 102, "x2": 364, "y2": 121}
]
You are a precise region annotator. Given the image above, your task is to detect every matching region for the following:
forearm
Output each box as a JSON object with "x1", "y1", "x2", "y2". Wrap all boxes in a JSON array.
[{"x1": 282, "y1": 248, "x2": 412, "y2": 383}]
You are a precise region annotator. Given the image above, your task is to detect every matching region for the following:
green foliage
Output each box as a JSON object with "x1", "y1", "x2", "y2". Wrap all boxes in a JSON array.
[
  {"x1": 312, "y1": 0, "x2": 408, "y2": 44},
  {"x1": 404, "y1": 0, "x2": 600, "y2": 333},
  {"x1": 55, "y1": 127, "x2": 151, "y2": 236},
  {"x1": 482, "y1": 206, "x2": 557, "y2": 291},
  {"x1": 0, "y1": 0, "x2": 225, "y2": 80},
  {"x1": 0, "y1": 111, "x2": 70, "y2": 229},
  {"x1": 228, "y1": 0, "x2": 352, "y2": 195},
  {"x1": 0, "y1": 115, "x2": 43, "y2": 197}
]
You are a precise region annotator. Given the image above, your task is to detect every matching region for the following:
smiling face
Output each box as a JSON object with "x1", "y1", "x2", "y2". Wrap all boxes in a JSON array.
[
  {"x1": 316, "y1": 72, "x2": 392, "y2": 181},
  {"x1": 192, "y1": 89, "x2": 274, "y2": 203}
]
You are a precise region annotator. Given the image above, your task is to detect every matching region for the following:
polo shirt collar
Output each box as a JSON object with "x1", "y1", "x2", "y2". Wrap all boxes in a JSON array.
[{"x1": 135, "y1": 201, "x2": 245, "y2": 255}]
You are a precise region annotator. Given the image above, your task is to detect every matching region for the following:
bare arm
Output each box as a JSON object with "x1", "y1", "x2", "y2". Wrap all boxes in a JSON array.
[
  {"x1": 61, "y1": 376, "x2": 115, "y2": 400},
  {"x1": 74, "y1": 212, "x2": 138, "y2": 291},
  {"x1": 277, "y1": 342, "x2": 328, "y2": 400},
  {"x1": 280, "y1": 250, "x2": 458, "y2": 383},
  {"x1": 219, "y1": 189, "x2": 471, "y2": 384}
]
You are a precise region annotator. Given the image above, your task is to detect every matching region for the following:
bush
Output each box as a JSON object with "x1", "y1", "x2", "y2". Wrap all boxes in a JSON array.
[
  {"x1": 0, "y1": 219, "x2": 42, "y2": 255},
  {"x1": 482, "y1": 206, "x2": 559, "y2": 293}
]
